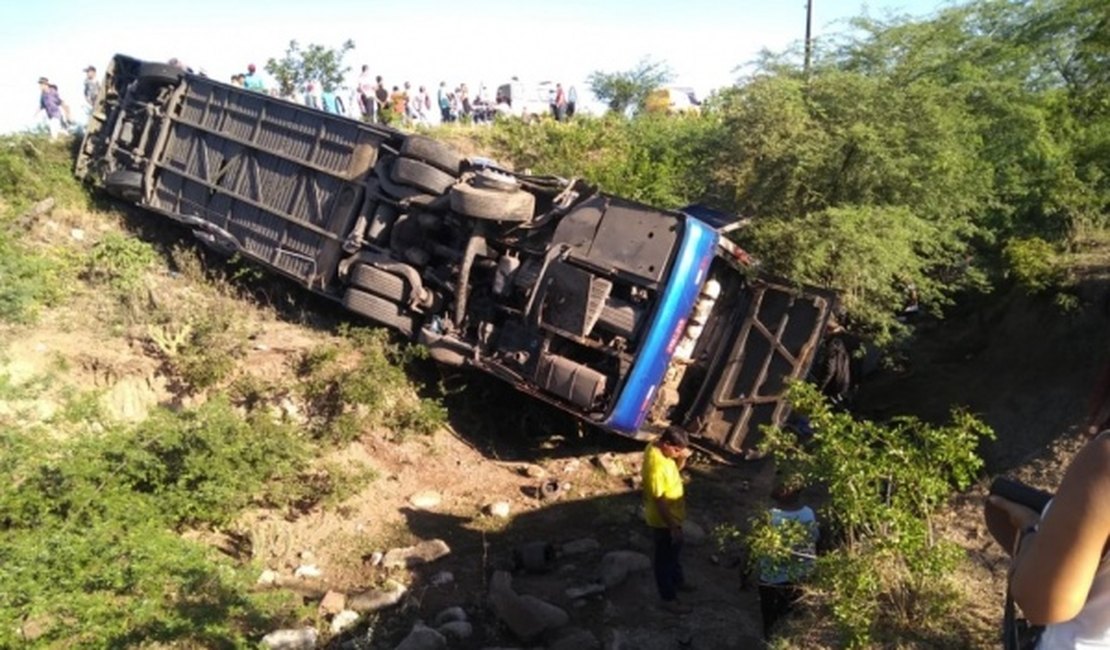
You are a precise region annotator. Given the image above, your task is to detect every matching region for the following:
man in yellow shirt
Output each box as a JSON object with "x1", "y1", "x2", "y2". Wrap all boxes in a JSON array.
[{"x1": 642, "y1": 426, "x2": 694, "y2": 613}]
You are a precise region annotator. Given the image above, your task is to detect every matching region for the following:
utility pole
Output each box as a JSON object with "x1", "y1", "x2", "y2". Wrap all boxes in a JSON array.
[{"x1": 804, "y1": 0, "x2": 814, "y2": 73}]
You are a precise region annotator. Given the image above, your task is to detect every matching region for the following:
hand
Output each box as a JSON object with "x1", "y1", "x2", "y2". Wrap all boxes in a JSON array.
[
  {"x1": 986, "y1": 495, "x2": 1041, "y2": 553},
  {"x1": 987, "y1": 495, "x2": 1041, "y2": 531}
]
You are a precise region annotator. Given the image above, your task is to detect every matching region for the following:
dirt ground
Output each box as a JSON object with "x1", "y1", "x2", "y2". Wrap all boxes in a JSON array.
[{"x1": 4, "y1": 203, "x2": 1108, "y2": 649}]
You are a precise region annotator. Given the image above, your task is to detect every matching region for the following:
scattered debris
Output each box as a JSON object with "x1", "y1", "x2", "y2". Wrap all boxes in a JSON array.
[
  {"x1": 593, "y1": 452, "x2": 625, "y2": 477},
  {"x1": 429, "y1": 571, "x2": 455, "y2": 587},
  {"x1": 565, "y1": 583, "x2": 606, "y2": 600}
]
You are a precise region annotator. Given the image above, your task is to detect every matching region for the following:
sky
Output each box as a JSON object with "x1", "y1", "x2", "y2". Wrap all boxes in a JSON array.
[{"x1": 1, "y1": 0, "x2": 949, "y2": 134}]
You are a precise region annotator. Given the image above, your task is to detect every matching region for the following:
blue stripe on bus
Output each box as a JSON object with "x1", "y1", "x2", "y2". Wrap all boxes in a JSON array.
[{"x1": 605, "y1": 216, "x2": 718, "y2": 433}]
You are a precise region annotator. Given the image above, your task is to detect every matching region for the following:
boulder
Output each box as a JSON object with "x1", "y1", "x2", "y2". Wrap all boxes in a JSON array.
[
  {"x1": 382, "y1": 539, "x2": 451, "y2": 569},
  {"x1": 433, "y1": 605, "x2": 467, "y2": 626},
  {"x1": 394, "y1": 622, "x2": 446, "y2": 650},
  {"x1": 487, "y1": 570, "x2": 568, "y2": 641},
  {"x1": 560, "y1": 537, "x2": 600, "y2": 556},
  {"x1": 409, "y1": 490, "x2": 443, "y2": 510},
  {"x1": 437, "y1": 620, "x2": 473, "y2": 639},
  {"x1": 331, "y1": 610, "x2": 360, "y2": 634},
  {"x1": 348, "y1": 580, "x2": 406, "y2": 613},
  {"x1": 682, "y1": 520, "x2": 706, "y2": 546},
  {"x1": 319, "y1": 590, "x2": 347, "y2": 616},
  {"x1": 487, "y1": 501, "x2": 512, "y2": 518},
  {"x1": 261, "y1": 627, "x2": 317, "y2": 650},
  {"x1": 600, "y1": 551, "x2": 651, "y2": 589},
  {"x1": 548, "y1": 628, "x2": 601, "y2": 650}
]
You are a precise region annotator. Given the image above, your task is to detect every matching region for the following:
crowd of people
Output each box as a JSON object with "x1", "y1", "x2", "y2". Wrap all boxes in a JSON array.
[
  {"x1": 38, "y1": 58, "x2": 581, "y2": 137},
  {"x1": 35, "y1": 65, "x2": 100, "y2": 140}
]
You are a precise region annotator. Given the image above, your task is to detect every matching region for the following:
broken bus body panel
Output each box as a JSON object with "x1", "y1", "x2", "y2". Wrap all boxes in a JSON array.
[{"x1": 76, "y1": 55, "x2": 833, "y2": 459}]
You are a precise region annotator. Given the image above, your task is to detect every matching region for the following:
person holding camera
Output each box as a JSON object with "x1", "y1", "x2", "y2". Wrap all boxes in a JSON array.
[{"x1": 985, "y1": 430, "x2": 1110, "y2": 648}]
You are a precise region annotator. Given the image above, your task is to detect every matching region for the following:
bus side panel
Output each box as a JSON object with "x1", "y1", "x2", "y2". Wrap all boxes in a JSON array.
[{"x1": 150, "y1": 78, "x2": 385, "y2": 289}]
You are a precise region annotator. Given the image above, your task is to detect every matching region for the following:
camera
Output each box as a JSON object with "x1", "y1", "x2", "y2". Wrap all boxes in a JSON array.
[{"x1": 989, "y1": 477, "x2": 1053, "y2": 514}]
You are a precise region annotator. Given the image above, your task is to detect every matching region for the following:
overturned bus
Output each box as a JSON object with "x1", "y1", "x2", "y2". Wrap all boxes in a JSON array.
[{"x1": 76, "y1": 55, "x2": 834, "y2": 458}]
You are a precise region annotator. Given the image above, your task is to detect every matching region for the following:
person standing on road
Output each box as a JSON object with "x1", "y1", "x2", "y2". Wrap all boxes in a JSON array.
[
  {"x1": 567, "y1": 85, "x2": 577, "y2": 118},
  {"x1": 642, "y1": 426, "x2": 694, "y2": 614},
  {"x1": 374, "y1": 76, "x2": 389, "y2": 124}
]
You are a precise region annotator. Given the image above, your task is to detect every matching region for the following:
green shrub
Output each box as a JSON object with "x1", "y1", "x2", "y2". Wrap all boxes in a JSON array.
[
  {"x1": 0, "y1": 400, "x2": 310, "y2": 647},
  {"x1": 83, "y1": 232, "x2": 158, "y2": 301},
  {"x1": 0, "y1": 231, "x2": 74, "y2": 324},
  {"x1": 0, "y1": 135, "x2": 89, "y2": 219},
  {"x1": 753, "y1": 382, "x2": 994, "y2": 647},
  {"x1": 1002, "y1": 236, "x2": 1062, "y2": 293},
  {"x1": 148, "y1": 305, "x2": 251, "y2": 392},
  {"x1": 296, "y1": 326, "x2": 446, "y2": 443}
]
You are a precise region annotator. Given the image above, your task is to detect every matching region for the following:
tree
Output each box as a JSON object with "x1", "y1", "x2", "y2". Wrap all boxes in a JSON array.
[
  {"x1": 265, "y1": 39, "x2": 355, "y2": 97},
  {"x1": 587, "y1": 58, "x2": 673, "y2": 114}
]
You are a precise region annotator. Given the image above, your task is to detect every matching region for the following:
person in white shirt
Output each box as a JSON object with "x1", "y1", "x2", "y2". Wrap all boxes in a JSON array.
[{"x1": 757, "y1": 479, "x2": 819, "y2": 638}]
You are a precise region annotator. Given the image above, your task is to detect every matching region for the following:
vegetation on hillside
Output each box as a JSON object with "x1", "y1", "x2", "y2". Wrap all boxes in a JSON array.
[
  {"x1": 464, "y1": 0, "x2": 1106, "y2": 345},
  {"x1": 0, "y1": 135, "x2": 446, "y2": 646}
]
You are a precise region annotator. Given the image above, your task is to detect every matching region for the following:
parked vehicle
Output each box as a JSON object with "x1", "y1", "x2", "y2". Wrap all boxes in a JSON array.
[
  {"x1": 494, "y1": 80, "x2": 555, "y2": 119},
  {"x1": 76, "y1": 55, "x2": 834, "y2": 458}
]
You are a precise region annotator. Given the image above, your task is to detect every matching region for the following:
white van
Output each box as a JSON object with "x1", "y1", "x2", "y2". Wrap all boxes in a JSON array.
[{"x1": 495, "y1": 80, "x2": 556, "y2": 119}]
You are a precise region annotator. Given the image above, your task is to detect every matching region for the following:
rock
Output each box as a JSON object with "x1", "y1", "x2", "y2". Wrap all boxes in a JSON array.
[
  {"x1": 294, "y1": 564, "x2": 322, "y2": 579},
  {"x1": 520, "y1": 463, "x2": 546, "y2": 478},
  {"x1": 409, "y1": 490, "x2": 443, "y2": 510},
  {"x1": 627, "y1": 531, "x2": 652, "y2": 552},
  {"x1": 257, "y1": 569, "x2": 278, "y2": 586},
  {"x1": 395, "y1": 622, "x2": 446, "y2": 650},
  {"x1": 70, "y1": 228, "x2": 85, "y2": 241},
  {"x1": 261, "y1": 627, "x2": 318, "y2": 650},
  {"x1": 565, "y1": 583, "x2": 606, "y2": 600},
  {"x1": 561, "y1": 537, "x2": 600, "y2": 556},
  {"x1": 382, "y1": 539, "x2": 451, "y2": 568},
  {"x1": 437, "y1": 620, "x2": 473, "y2": 639},
  {"x1": 369, "y1": 551, "x2": 384, "y2": 566},
  {"x1": 429, "y1": 570, "x2": 454, "y2": 586},
  {"x1": 593, "y1": 453, "x2": 624, "y2": 477},
  {"x1": 600, "y1": 551, "x2": 651, "y2": 589},
  {"x1": 549, "y1": 628, "x2": 601, "y2": 650},
  {"x1": 513, "y1": 541, "x2": 555, "y2": 573},
  {"x1": 488, "y1": 570, "x2": 569, "y2": 641},
  {"x1": 319, "y1": 590, "x2": 347, "y2": 616},
  {"x1": 563, "y1": 458, "x2": 581, "y2": 474},
  {"x1": 434, "y1": 605, "x2": 468, "y2": 626},
  {"x1": 299, "y1": 549, "x2": 315, "y2": 562},
  {"x1": 682, "y1": 520, "x2": 706, "y2": 546},
  {"x1": 487, "y1": 500, "x2": 512, "y2": 518},
  {"x1": 348, "y1": 580, "x2": 406, "y2": 613},
  {"x1": 331, "y1": 610, "x2": 359, "y2": 634}
]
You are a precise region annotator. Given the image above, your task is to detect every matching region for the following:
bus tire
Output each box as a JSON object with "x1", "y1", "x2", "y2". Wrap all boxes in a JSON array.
[
  {"x1": 137, "y1": 62, "x2": 183, "y2": 87},
  {"x1": 349, "y1": 264, "x2": 407, "y2": 302},
  {"x1": 449, "y1": 183, "x2": 535, "y2": 222},
  {"x1": 399, "y1": 135, "x2": 463, "y2": 175},
  {"x1": 391, "y1": 157, "x2": 456, "y2": 195},
  {"x1": 342, "y1": 288, "x2": 414, "y2": 336}
]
